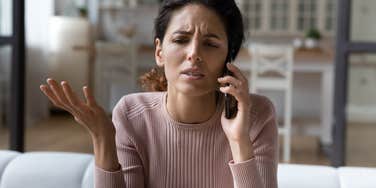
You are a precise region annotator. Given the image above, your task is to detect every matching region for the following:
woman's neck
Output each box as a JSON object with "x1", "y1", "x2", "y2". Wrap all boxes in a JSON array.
[{"x1": 166, "y1": 90, "x2": 219, "y2": 124}]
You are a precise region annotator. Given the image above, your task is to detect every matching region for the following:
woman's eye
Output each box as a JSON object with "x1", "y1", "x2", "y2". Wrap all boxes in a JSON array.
[
  {"x1": 205, "y1": 42, "x2": 218, "y2": 48},
  {"x1": 173, "y1": 38, "x2": 188, "y2": 44}
]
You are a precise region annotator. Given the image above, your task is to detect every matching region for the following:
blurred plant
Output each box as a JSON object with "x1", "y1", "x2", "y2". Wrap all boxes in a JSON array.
[
  {"x1": 78, "y1": 7, "x2": 87, "y2": 17},
  {"x1": 305, "y1": 28, "x2": 322, "y2": 40}
]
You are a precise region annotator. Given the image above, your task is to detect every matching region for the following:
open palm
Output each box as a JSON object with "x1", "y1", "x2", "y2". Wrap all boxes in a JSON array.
[{"x1": 39, "y1": 78, "x2": 114, "y2": 138}]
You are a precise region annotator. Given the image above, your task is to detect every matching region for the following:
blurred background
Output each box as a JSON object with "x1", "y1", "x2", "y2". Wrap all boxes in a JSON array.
[{"x1": 0, "y1": 0, "x2": 375, "y2": 167}]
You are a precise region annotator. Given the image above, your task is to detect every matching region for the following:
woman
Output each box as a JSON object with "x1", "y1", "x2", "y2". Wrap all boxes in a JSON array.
[{"x1": 40, "y1": 0, "x2": 278, "y2": 187}]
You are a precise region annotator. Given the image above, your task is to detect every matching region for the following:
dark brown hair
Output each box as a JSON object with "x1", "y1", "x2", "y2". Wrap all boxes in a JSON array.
[{"x1": 139, "y1": 0, "x2": 244, "y2": 91}]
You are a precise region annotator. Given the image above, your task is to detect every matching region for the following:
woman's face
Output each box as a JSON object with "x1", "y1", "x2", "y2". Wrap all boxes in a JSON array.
[{"x1": 155, "y1": 4, "x2": 228, "y2": 97}]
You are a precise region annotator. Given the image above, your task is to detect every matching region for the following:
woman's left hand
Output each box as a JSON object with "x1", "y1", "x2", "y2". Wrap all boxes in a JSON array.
[
  {"x1": 218, "y1": 63, "x2": 254, "y2": 162},
  {"x1": 218, "y1": 63, "x2": 252, "y2": 143}
]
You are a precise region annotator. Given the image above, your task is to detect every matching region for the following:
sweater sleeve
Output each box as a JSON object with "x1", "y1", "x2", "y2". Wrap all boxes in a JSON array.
[
  {"x1": 228, "y1": 96, "x2": 279, "y2": 188},
  {"x1": 95, "y1": 96, "x2": 145, "y2": 188}
]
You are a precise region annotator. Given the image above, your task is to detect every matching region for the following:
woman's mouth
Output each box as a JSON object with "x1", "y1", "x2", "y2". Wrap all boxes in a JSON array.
[
  {"x1": 181, "y1": 72, "x2": 205, "y2": 80},
  {"x1": 180, "y1": 68, "x2": 205, "y2": 80}
]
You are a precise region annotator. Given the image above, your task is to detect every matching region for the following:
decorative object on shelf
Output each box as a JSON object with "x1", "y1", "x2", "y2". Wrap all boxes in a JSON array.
[
  {"x1": 292, "y1": 38, "x2": 303, "y2": 49},
  {"x1": 117, "y1": 23, "x2": 137, "y2": 43},
  {"x1": 127, "y1": 0, "x2": 138, "y2": 8},
  {"x1": 61, "y1": 0, "x2": 89, "y2": 18},
  {"x1": 304, "y1": 28, "x2": 322, "y2": 49},
  {"x1": 78, "y1": 7, "x2": 87, "y2": 17}
]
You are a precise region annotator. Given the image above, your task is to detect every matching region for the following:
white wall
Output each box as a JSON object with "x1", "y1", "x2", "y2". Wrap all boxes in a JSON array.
[{"x1": 25, "y1": 0, "x2": 55, "y2": 126}]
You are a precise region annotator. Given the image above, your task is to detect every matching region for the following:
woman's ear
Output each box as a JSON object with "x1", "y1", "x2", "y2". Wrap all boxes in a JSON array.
[{"x1": 155, "y1": 38, "x2": 164, "y2": 67}]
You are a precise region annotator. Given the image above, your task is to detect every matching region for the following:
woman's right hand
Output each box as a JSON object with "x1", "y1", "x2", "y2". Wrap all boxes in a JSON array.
[{"x1": 40, "y1": 78, "x2": 115, "y2": 140}]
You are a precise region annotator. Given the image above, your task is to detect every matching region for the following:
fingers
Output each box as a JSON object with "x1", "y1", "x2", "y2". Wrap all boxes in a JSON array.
[
  {"x1": 218, "y1": 76, "x2": 244, "y2": 89},
  {"x1": 83, "y1": 86, "x2": 97, "y2": 107},
  {"x1": 226, "y1": 63, "x2": 248, "y2": 84},
  {"x1": 61, "y1": 81, "x2": 83, "y2": 108},
  {"x1": 46, "y1": 79, "x2": 72, "y2": 108},
  {"x1": 219, "y1": 84, "x2": 245, "y2": 98},
  {"x1": 218, "y1": 67, "x2": 250, "y2": 112},
  {"x1": 40, "y1": 84, "x2": 66, "y2": 109},
  {"x1": 42, "y1": 79, "x2": 83, "y2": 115},
  {"x1": 219, "y1": 85, "x2": 250, "y2": 113},
  {"x1": 40, "y1": 78, "x2": 105, "y2": 129}
]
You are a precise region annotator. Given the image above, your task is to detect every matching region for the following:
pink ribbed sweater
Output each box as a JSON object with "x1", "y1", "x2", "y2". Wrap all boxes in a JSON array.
[{"x1": 95, "y1": 92, "x2": 278, "y2": 188}]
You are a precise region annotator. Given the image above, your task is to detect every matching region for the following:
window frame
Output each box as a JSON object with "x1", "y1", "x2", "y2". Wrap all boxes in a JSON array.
[
  {"x1": 0, "y1": 0, "x2": 26, "y2": 152},
  {"x1": 237, "y1": 0, "x2": 336, "y2": 38}
]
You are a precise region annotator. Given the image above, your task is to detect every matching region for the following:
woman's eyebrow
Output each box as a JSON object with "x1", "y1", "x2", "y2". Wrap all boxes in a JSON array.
[
  {"x1": 172, "y1": 30, "x2": 221, "y2": 40},
  {"x1": 204, "y1": 33, "x2": 221, "y2": 40},
  {"x1": 172, "y1": 30, "x2": 192, "y2": 35}
]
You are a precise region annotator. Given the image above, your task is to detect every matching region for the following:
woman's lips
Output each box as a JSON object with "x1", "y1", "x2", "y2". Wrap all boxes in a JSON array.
[
  {"x1": 180, "y1": 68, "x2": 205, "y2": 80},
  {"x1": 181, "y1": 72, "x2": 205, "y2": 80}
]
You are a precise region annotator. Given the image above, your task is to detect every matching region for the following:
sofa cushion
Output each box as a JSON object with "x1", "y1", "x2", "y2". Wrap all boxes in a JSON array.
[
  {"x1": 81, "y1": 159, "x2": 94, "y2": 188},
  {"x1": 338, "y1": 167, "x2": 376, "y2": 188},
  {"x1": 2, "y1": 150, "x2": 376, "y2": 188},
  {"x1": 278, "y1": 163, "x2": 340, "y2": 188},
  {"x1": 0, "y1": 151, "x2": 20, "y2": 183},
  {"x1": 0, "y1": 152, "x2": 93, "y2": 188}
]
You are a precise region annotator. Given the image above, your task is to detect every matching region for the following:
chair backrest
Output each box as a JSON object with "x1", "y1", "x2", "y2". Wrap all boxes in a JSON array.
[
  {"x1": 249, "y1": 43, "x2": 294, "y2": 93},
  {"x1": 249, "y1": 44, "x2": 295, "y2": 162}
]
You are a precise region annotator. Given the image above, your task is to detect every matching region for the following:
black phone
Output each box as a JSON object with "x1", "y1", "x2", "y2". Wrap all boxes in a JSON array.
[{"x1": 224, "y1": 48, "x2": 238, "y2": 119}]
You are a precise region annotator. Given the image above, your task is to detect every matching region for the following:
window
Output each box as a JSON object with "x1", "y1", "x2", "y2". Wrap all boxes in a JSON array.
[
  {"x1": 0, "y1": 0, "x2": 25, "y2": 151},
  {"x1": 270, "y1": 0, "x2": 289, "y2": 30},
  {"x1": 237, "y1": 0, "x2": 337, "y2": 37},
  {"x1": 237, "y1": 0, "x2": 262, "y2": 34},
  {"x1": 297, "y1": 0, "x2": 317, "y2": 31},
  {"x1": 325, "y1": 0, "x2": 336, "y2": 32}
]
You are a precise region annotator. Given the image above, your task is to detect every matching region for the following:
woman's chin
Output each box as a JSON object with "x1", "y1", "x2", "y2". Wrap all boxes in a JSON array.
[{"x1": 174, "y1": 83, "x2": 216, "y2": 96}]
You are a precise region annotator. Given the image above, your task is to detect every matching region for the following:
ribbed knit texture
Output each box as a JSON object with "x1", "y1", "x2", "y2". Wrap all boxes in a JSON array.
[{"x1": 95, "y1": 92, "x2": 278, "y2": 188}]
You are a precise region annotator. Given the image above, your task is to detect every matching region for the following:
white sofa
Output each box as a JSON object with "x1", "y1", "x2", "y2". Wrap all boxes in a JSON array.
[{"x1": 1, "y1": 150, "x2": 376, "y2": 188}]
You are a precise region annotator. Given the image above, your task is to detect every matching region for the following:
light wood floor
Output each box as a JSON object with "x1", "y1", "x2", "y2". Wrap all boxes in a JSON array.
[{"x1": 1, "y1": 113, "x2": 375, "y2": 167}]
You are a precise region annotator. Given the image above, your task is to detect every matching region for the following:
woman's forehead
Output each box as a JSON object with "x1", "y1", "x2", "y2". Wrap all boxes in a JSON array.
[{"x1": 166, "y1": 4, "x2": 227, "y2": 38}]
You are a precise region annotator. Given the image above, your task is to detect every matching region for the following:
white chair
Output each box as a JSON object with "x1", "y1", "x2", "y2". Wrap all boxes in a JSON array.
[
  {"x1": 249, "y1": 44, "x2": 294, "y2": 162},
  {"x1": 94, "y1": 41, "x2": 137, "y2": 114}
]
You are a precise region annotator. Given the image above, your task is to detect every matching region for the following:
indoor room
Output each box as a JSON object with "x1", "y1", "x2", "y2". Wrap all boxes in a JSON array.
[{"x1": 1, "y1": 0, "x2": 376, "y2": 187}]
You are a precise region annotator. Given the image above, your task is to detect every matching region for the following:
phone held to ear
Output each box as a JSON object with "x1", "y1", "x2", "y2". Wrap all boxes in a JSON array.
[{"x1": 224, "y1": 49, "x2": 238, "y2": 119}]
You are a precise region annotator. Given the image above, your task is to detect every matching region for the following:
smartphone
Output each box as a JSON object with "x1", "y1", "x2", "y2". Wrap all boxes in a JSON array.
[{"x1": 224, "y1": 48, "x2": 238, "y2": 119}]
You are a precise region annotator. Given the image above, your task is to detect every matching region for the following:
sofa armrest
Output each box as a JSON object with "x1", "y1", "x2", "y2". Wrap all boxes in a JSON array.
[
  {"x1": 0, "y1": 152, "x2": 93, "y2": 188},
  {"x1": 278, "y1": 163, "x2": 340, "y2": 188},
  {"x1": 338, "y1": 167, "x2": 376, "y2": 188},
  {"x1": 0, "y1": 151, "x2": 21, "y2": 183}
]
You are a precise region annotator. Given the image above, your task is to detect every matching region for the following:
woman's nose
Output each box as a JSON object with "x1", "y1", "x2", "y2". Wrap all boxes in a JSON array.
[{"x1": 187, "y1": 41, "x2": 202, "y2": 64}]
